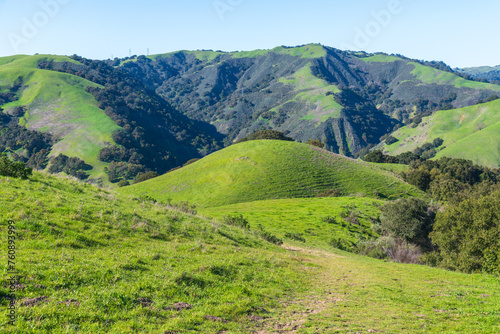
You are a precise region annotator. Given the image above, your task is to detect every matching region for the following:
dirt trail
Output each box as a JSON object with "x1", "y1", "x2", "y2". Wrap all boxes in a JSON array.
[{"x1": 254, "y1": 245, "x2": 347, "y2": 333}]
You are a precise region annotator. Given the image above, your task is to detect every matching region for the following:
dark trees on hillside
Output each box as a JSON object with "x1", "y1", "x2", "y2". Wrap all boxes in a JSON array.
[
  {"x1": 48, "y1": 154, "x2": 91, "y2": 180},
  {"x1": 431, "y1": 192, "x2": 500, "y2": 274},
  {"x1": 236, "y1": 130, "x2": 294, "y2": 143},
  {"x1": 0, "y1": 112, "x2": 53, "y2": 169},
  {"x1": 38, "y1": 56, "x2": 223, "y2": 183}
]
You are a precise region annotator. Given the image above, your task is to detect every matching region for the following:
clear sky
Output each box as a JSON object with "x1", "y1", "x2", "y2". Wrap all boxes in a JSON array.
[{"x1": 0, "y1": 0, "x2": 499, "y2": 68}]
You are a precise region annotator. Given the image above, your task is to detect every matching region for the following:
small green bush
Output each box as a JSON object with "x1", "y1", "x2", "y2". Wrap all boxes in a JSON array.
[
  {"x1": 222, "y1": 214, "x2": 250, "y2": 229},
  {"x1": 284, "y1": 232, "x2": 306, "y2": 242},
  {"x1": 0, "y1": 154, "x2": 32, "y2": 179},
  {"x1": 260, "y1": 231, "x2": 283, "y2": 245},
  {"x1": 330, "y1": 237, "x2": 355, "y2": 252}
]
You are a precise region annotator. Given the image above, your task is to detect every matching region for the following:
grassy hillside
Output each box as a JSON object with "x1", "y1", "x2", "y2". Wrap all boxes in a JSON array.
[
  {"x1": 201, "y1": 197, "x2": 383, "y2": 250},
  {"x1": 0, "y1": 55, "x2": 121, "y2": 181},
  {"x1": 383, "y1": 99, "x2": 500, "y2": 167},
  {"x1": 0, "y1": 172, "x2": 313, "y2": 333},
  {"x1": 120, "y1": 140, "x2": 423, "y2": 208},
  {"x1": 1, "y1": 172, "x2": 499, "y2": 333},
  {"x1": 410, "y1": 62, "x2": 500, "y2": 91}
]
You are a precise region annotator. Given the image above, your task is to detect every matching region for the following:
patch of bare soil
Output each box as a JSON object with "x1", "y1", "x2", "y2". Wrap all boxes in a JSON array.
[
  {"x1": 164, "y1": 302, "x2": 192, "y2": 311},
  {"x1": 20, "y1": 296, "x2": 48, "y2": 307}
]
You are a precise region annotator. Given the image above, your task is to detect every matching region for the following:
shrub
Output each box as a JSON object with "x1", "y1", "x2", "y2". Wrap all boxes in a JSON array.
[
  {"x1": 380, "y1": 197, "x2": 435, "y2": 249},
  {"x1": 260, "y1": 231, "x2": 283, "y2": 245},
  {"x1": 322, "y1": 216, "x2": 338, "y2": 224},
  {"x1": 222, "y1": 214, "x2": 250, "y2": 229},
  {"x1": 330, "y1": 237, "x2": 355, "y2": 252},
  {"x1": 167, "y1": 200, "x2": 197, "y2": 215},
  {"x1": 357, "y1": 236, "x2": 422, "y2": 263},
  {"x1": 117, "y1": 179, "x2": 130, "y2": 187},
  {"x1": 134, "y1": 171, "x2": 159, "y2": 184},
  {"x1": 430, "y1": 192, "x2": 500, "y2": 274},
  {"x1": 317, "y1": 189, "x2": 341, "y2": 197},
  {"x1": 307, "y1": 139, "x2": 325, "y2": 148},
  {"x1": 284, "y1": 232, "x2": 306, "y2": 242},
  {"x1": 183, "y1": 158, "x2": 200, "y2": 167},
  {"x1": 0, "y1": 154, "x2": 32, "y2": 179},
  {"x1": 385, "y1": 135, "x2": 398, "y2": 145},
  {"x1": 432, "y1": 138, "x2": 444, "y2": 148}
]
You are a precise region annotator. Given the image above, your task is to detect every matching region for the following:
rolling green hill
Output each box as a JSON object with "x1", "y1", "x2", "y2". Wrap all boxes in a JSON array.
[
  {"x1": 120, "y1": 140, "x2": 424, "y2": 208},
  {"x1": 1, "y1": 171, "x2": 499, "y2": 333},
  {"x1": 382, "y1": 99, "x2": 500, "y2": 167}
]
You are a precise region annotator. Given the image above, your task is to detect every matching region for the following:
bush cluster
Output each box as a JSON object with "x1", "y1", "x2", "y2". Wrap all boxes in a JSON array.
[{"x1": 0, "y1": 154, "x2": 32, "y2": 179}]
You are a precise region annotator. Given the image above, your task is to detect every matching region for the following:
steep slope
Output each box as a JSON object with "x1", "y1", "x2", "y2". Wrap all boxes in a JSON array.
[
  {"x1": 120, "y1": 140, "x2": 424, "y2": 208},
  {"x1": 0, "y1": 55, "x2": 222, "y2": 185},
  {"x1": 381, "y1": 99, "x2": 500, "y2": 167},
  {"x1": 0, "y1": 55, "x2": 120, "y2": 181},
  {"x1": 119, "y1": 44, "x2": 500, "y2": 156}
]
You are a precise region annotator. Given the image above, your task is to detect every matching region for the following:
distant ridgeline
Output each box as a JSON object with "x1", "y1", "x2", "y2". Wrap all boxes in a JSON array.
[
  {"x1": 1, "y1": 44, "x2": 500, "y2": 185},
  {"x1": 115, "y1": 44, "x2": 500, "y2": 157}
]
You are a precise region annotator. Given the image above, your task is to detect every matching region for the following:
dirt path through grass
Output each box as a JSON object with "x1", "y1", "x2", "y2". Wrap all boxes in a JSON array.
[{"x1": 251, "y1": 245, "x2": 500, "y2": 334}]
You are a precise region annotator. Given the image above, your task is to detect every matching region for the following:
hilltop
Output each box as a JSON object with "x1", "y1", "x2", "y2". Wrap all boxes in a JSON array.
[{"x1": 120, "y1": 140, "x2": 423, "y2": 208}]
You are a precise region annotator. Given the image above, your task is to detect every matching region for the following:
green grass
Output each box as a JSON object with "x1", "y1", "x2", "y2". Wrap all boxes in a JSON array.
[
  {"x1": 257, "y1": 249, "x2": 500, "y2": 333},
  {"x1": 149, "y1": 44, "x2": 327, "y2": 62},
  {"x1": 277, "y1": 64, "x2": 342, "y2": 122},
  {"x1": 2, "y1": 172, "x2": 499, "y2": 333},
  {"x1": 120, "y1": 140, "x2": 424, "y2": 208},
  {"x1": 360, "y1": 54, "x2": 403, "y2": 63},
  {"x1": 410, "y1": 62, "x2": 500, "y2": 91},
  {"x1": 0, "y1": 55, "x2": 121, "y2": 182},
  {"x1": 0, "y1": 172, "x2": 313, "y2": 333},
  {"x1": 201, "y1": 197, "x2": 383, "y2": 250},
  {"x1": 384, "y1": 99, "x2": 500, "y2": 167}
]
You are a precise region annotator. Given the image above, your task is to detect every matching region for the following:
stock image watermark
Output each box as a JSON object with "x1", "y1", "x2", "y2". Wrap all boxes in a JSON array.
[
  {"x1": 342, "y1": 0, "x2": 411, "y2": 51},
  {"x1": 213, "y1": 0, "x2": 243, "y2": 21},
  {"x1": 7, "y1": 220, "x2": 17, "y2": 325},
  {"x1": 8, "y1": 0, "x2": 73, "y2": 53}
]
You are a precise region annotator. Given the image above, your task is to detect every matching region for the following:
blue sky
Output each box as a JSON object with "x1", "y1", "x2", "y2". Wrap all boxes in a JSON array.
[{"x1": 0, "y1": 0, "x2": 499, "y2": 68}]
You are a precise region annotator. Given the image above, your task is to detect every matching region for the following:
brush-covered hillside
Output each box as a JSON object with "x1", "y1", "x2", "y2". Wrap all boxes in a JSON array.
[
  {"x1": 118, "y1": 44, "x2": 500, "y2": 156},
  {"x1": 2, "y1": 46, "x2": 500, "y2": 188},
  {"x1": 2, "y1": 170, "x2": 500, "y2": 333},
  {"x1": 380, "y1": 99, "x2": 500, "y2": 167},
  {"x1": 120, "y1": 140, "x2": 424, "y2": 208},
  {"x1": 0, "y1": 55, "x2": 222, "y2": 186}
]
